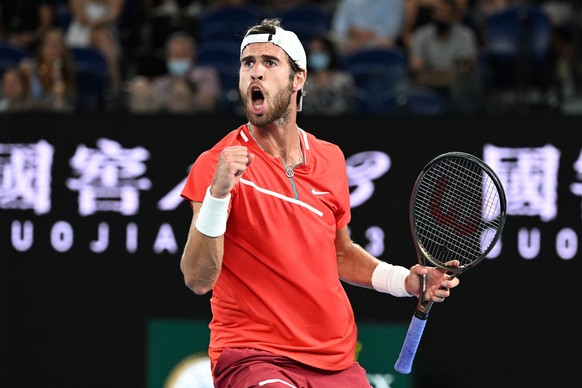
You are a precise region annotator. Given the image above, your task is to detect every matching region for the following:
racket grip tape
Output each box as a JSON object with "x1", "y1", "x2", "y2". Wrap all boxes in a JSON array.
[{"x1": 394, "y1": 315, "x2": 427, "y2": 374}]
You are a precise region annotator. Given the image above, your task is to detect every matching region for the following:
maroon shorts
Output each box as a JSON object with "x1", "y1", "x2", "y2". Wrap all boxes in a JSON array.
[{"x1": 213, "y1": 348, "x2": 371, "y2": 388}]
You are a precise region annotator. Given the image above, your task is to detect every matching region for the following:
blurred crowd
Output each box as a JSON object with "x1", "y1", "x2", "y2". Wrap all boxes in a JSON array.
[{"x1": 0, "y1": 0, "x2": 579, "y2": 115}]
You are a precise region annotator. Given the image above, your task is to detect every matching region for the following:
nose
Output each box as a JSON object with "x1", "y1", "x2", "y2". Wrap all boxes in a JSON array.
[{"x1": 250, "y1": 64, "x2": 264, "y2": 80}]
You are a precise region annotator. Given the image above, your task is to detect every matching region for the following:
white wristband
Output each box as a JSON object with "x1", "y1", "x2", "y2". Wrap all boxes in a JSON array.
[
  {"x1": 372, "y1": 262, "x2": 414, "y2": 297},
  {"x1": 195, "y1": 186, "x2": 230, "y2": 237}
]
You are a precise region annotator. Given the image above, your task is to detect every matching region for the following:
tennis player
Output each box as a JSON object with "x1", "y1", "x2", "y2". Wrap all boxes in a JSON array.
[{"x1": 180, "y1": 18, "x2": 460, "y2": 387}]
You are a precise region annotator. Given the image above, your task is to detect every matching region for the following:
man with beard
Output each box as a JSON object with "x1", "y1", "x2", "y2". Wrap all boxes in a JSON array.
[
  {"x1": 179, "y1": 18, "x2": 460, "y2": 387},
  {"x1": 409, "y1": 0, "x2": 480, "y2": 112}
]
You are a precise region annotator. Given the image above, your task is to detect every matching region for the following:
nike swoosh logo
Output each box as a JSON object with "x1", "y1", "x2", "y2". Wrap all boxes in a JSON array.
[{"x1": 310, "y1": 188, "x2": 330, "y2": 196}]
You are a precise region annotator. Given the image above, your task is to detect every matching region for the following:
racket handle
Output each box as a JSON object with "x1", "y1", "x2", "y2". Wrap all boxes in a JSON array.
[{"x1": 394, "y1": 315, "x2": 427, "y2": 374}]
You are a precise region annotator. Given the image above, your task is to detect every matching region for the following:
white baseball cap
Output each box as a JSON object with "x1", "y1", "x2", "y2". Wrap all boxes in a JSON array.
[{"x1": 240, "y1": 26, "x2": 307, "y2": 111}]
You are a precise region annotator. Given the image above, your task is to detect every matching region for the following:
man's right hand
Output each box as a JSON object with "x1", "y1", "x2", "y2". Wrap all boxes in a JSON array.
[{"x1": 211, "y1": 146, "x2": 254, "y2": 198}]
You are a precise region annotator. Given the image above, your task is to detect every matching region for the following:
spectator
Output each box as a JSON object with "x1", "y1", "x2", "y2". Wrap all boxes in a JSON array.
[
  {"x1": 127, "y1": 31, "x2": 221, "y2": 114},
  {"x1": 403, "y1": 0, "x2": 469, "y2": 47},
  {"x1": 162, "y1": 76, "x2": 201, "y2": 113},
  {"x1": 409, "y1": 0, "x2": 480, "y2": 111},
  {"x1": 0, "y1": 67, "x2": 33, "y2": 112},
  {"x1": 264, "y1": 0, "x2": 310, "y2": 13},
  {"x1": 302, "y1": 35, "x2": 357, "y2": 115},
  {"x1": 0, "y1": 0, "x2": 54, "y2": 52},
  {"x1": 471, "y1": 0, "x2": 517, "y2": 44},
  {"x1": 142, "y1": 0, "x2": 203, "y2": 53},
  {"x1": 542, "y1": 1, "x2": 576, "y2": 97},
  {"x1": 206, "y1": 0, "x2": 250, "y2": 9},
  {"x1": 331, "y1": 0, "x2": 407, "y2": 53},
  {"x1": 65, "y1": 0, "x2": 125, "y2": 89},
  {"x1": 477, "y1": 0, "x2": 513, "y2": 16},
  {"x1": 20, "y1": 27, "x2": 76, "y2": 112},
  {"x1": 126, "y1": 75, "x2": 157, "y2": 113}
]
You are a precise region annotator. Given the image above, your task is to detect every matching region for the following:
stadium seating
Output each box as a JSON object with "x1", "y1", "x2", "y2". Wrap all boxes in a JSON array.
[
  {"x1": 270, "y1": 4, "x2": 331, "y2": 45},
  {"x1": 0, "y1": 43, "x2": 31, "y2": 76},
  {"x1": 70, "y1": 47, "x2": 109, "y2": 112},
  {"x1": 483, "y1": 5, "x2": 551, "y2": 89},
  {"x1": 341, "y1": 48, "x2": 409, "y2": 98},
  {"x1": 197, "y1": 5, "x2": 261, "y2": 44},
  {"x1": 369, "y1": 86, "x2": 451, "y2": 115}
]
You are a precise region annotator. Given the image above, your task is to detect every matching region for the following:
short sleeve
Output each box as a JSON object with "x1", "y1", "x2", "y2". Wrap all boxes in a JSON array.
[
  {"x1": 180, "y1": 150, "x2": 219, "y2": 203},
  {"x1": 334, "y1": 148, "x2": 351, "y2": 230}
]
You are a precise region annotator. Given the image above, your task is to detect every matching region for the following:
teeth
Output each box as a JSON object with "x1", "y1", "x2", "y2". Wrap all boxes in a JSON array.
[{"x1": 251, "y1": 88, "x2": 263, "y2": 100}]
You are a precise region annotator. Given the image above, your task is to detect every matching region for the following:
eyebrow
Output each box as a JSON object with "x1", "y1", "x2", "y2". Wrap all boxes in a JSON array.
[{"x1": 241, "y1": 54, "x2": 281, "y2": 63}]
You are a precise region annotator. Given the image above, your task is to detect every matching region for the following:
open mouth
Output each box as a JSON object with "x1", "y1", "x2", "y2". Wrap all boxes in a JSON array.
[{"x1": 250, "y1": 86, "x2": 265, "y2": 113}]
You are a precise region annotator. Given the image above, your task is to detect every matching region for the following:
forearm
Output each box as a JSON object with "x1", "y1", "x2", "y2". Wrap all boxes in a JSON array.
[
  {"x1": 180, "y1": 202, "x2": 225, "y2": 295},
  {"x1": 35, "y1": 5, "x2": 54, "y2": 37},
  {"x1": 336, "y1": 227, "x2": 412, "y2": 297},
  {"x1": 337, "y1": 241, "x2": 379, "y2": 288},
  {"x1": 416, "y1": 70, "x2": 456, "y2": 87},
  {"x1": 104, "y1": 0, "x2": 125, "y2": 24},
  {"x1": 70, "y1": 0, "x2": 90, "y2": 25},
  {"x1": 180, "y1": 147, "x2": 253, "y2": 295},
  {"x1": 181, "y1": 230, "x2": 223, "y2": 295}
]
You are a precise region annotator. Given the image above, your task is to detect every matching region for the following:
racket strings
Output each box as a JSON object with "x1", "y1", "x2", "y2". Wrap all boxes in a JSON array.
[
  {"x1": 432, "y1": 159, "x2": 494, "y2": 218},
  {"x1": 414, "y1": 158, "x2": 503, "y2": 266},
  {"x1": 425, "y1": 158, "x2": 501, "y2": 218},
  {"x1": 416, "y1": 185, "x2": 500, "y2": 262}
]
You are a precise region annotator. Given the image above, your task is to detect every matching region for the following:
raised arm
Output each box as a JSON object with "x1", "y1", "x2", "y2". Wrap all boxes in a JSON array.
[{"x1": 180, "y1": 146, "x2": 254, "y2": 295}]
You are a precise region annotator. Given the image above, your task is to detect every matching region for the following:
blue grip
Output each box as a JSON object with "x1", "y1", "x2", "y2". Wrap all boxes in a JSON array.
[{"x1": 394, "y1": 315, "x2": 427, "y2": 374}]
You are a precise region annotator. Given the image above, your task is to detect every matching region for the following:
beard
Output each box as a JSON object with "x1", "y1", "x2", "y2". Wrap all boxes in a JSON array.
[{"x1": 242, "y1": 80, "x2": 294, "y2": 127}]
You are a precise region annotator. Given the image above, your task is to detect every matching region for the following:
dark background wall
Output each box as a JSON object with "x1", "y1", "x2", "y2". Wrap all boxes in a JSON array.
[{"x1": 1, "y1": 114, "x2": 581, "y2": 387}]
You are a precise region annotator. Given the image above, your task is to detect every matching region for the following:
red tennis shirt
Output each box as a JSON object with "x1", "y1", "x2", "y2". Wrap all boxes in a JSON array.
[{"x1": 181, "y1": 123, "x2": 356, "y2": 371}]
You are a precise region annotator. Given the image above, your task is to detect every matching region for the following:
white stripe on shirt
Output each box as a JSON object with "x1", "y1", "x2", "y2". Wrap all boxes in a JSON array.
[
  {"x1": 240, "y1": 178, "x2": 323, "y2": 217},
  {"x1": 259, "y1": 379, "x2": 297, "y2": 387}
]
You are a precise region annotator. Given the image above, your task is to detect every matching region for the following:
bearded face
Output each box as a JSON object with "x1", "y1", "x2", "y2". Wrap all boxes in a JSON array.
[
  {"x1": 239, "y1": 42, "x2": 303, "y2": 127},
  {"x1": 241, "y1": 77, "x2": 295, "y2": 126}
]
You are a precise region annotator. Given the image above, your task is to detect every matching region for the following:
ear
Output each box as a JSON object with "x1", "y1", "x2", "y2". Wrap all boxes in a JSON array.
[{"x1": 293, "y1": 69, "x2": 307, "y2": 92}]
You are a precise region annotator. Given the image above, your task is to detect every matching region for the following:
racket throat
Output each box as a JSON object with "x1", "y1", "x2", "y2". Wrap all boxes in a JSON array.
[
  {"x1": 415, "y1": 274, "x2": 433, "y2": 319},
  {"x1": 416, "y1": 298, "x2": 432, "y2": 319}
]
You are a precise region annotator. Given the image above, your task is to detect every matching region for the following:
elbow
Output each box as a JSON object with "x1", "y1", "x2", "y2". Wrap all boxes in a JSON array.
[
  {"x1": 184, "y1": 276, "x2": 213, "y2": 295},
  {"x1": 180, "y1": 246, "x2": 222, "y2": 295},
  {"x1": 181, "y1": 262, "x2": 217, "y2": 295}
]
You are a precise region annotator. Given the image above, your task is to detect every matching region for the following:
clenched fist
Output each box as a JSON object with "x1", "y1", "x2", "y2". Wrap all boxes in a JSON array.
[{"x1": 211, "y1": 146, "x2": 254, "y2": 198}]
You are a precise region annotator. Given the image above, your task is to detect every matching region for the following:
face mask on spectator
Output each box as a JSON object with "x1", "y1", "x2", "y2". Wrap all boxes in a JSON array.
[
  {"x1": 168, "y1": 59, "x2": 192, "y2": 76},
  {"x1": 309, "y1": 53, "x2": 330, "y2": 72},
  {"x1": 434, "y1": 20, "x2": 452, "y2": 35}
]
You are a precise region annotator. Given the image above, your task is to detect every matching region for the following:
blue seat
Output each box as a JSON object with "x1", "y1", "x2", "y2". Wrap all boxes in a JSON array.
[
  {"x1": 347, "y1": 88, "x2": 371, "y2": 115},
  {"x1": 52, "y1": 1, "x2": 73, "y2": 31},
  {"x1": 197, "y1": 42, "x2": 240, "y2": 71},
  {"x1": 70, "y1": 47, "x2": 109, "y2": 112},
  {"x1": 341, "y1": 48, "x2": 408, "y2": 96},
  {"x1": 71, "y1": 47, "x2": 108, "y2": 78},
  {"x1": 197, "y1": 5, "x2": 261, "y2": 44},
  {"x1": 0, "y1": 43, "x2": 31, "y2": 74},
  {"x1": 197, "y1": 41, "x2": 242, "y2": 113},
  {"x1": 483, "y1": 5, "x2": 551, "y2": 88},
  {"x1": 271, "y1": 4, "x2": 331, "y2": 45},
  {"x1": 370, "y1": 86, "x2": 451, "y2": 115}
]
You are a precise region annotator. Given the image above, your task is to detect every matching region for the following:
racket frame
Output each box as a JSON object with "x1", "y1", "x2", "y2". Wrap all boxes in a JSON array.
[
  {"x1": 411, "y1": 152, "x2": 506, "y2": 317},
  {"x1": 394, "y1": 151, "x2": 507, "y2": 374}
]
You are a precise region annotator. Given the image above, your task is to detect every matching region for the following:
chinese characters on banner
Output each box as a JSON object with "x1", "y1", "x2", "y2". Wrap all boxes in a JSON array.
[
  {"x1": 485, "y1": 144, "x2": 578, "y2": 260},
  {"x1": 1, "y1": 139, "x2": 581, "y2": 259}
]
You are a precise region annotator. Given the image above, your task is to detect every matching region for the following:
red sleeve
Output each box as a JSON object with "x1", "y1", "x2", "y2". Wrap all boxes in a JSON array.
[
  {"x1": 334, "y1": 148, "x2": 352, "y2": 230},
  {"x1": 180, "y1": 150, "x2": 219, "y2": 203}
]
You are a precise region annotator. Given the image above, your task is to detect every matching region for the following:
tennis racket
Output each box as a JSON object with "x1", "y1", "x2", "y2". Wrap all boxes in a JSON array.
[{"x1": 394, "y1": 152, "x2": 507, "y2": 374}]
